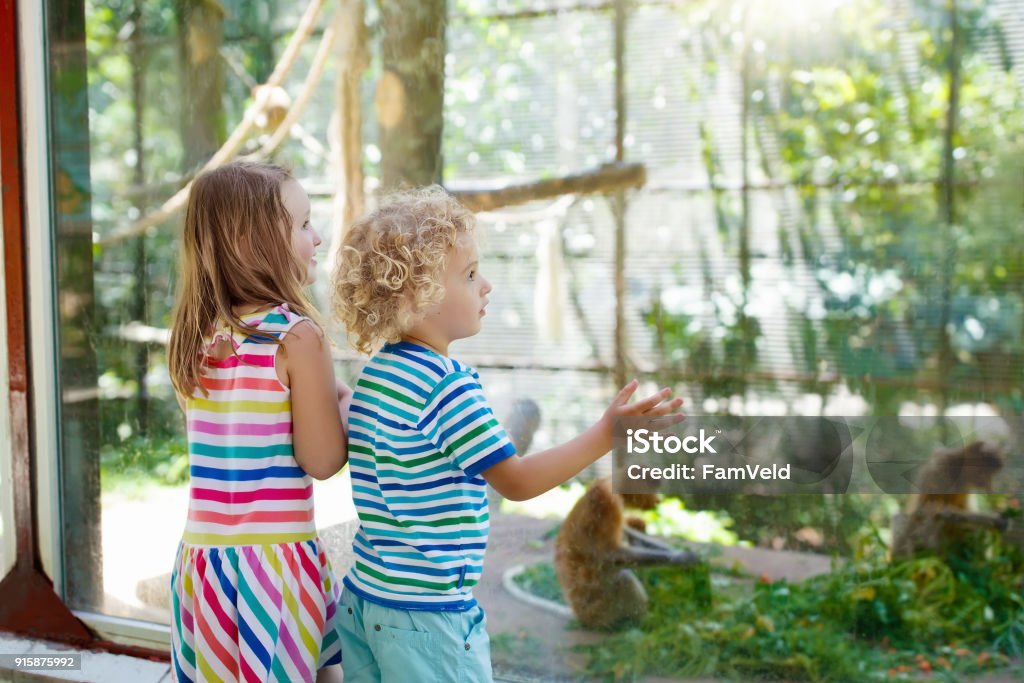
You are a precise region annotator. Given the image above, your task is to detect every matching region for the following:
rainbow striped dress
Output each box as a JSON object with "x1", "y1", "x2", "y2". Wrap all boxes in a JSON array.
[{"x1": 171, "y1": 304, "x2": 342, "y2": 683}]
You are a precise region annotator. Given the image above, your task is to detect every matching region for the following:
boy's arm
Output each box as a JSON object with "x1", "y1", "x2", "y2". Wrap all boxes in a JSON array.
[
  {"x1": 482, "y1": 420, "x2": 611, "y2": 501},
  {"x1": 338, "y1": 379, "x2": 353, "y2": 438},
  {"x1": 482, "y1": 382, "x2": 683, "y2": 501}
]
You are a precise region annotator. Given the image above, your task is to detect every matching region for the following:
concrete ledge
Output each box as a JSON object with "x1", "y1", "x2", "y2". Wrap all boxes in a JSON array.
[
  {"x1": 0, "y1": 634, "x2": 169, "y2": 683},
  {"x1": 501, "y1": 563, "x2": 574, "y2": 620}
]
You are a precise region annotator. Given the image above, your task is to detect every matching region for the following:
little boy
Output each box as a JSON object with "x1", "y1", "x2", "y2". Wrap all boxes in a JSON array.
[{"x1": 331, "y1": 186, "x2": 683, "y2": 683}]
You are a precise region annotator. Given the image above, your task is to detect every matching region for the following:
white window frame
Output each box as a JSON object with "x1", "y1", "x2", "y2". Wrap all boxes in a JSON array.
[
  {"x1": 20, "y1": 0, "x2": 60, "y2": 591},
  {"x1": 20, "y1": 0, "x2": 170, "y2": 651}
]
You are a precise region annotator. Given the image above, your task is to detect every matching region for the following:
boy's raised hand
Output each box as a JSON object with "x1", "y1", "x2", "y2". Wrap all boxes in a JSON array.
[
  {"x1": 602, "y1": 379, "x2": 685, "y2": 432},
  {"x1": 483, "y1": 380, "x2": 685, "y2": 502}
]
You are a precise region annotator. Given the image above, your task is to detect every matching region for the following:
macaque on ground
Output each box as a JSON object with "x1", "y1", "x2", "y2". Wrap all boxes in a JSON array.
[
  {"x1": 554, "y1": 478, "x2": 701, "y2": 629},
  {"x1": 891, "y1": 441, "x2": 1009, "y2": 560}
]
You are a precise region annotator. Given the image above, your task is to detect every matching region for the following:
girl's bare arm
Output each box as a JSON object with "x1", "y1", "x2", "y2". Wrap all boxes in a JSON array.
[{"x1": 279, "y1": 320, "x2": 348, "y2": 479}]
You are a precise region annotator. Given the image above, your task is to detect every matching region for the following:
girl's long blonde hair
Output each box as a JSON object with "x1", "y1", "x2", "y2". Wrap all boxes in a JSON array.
[{"x1": 168, "y1": 161, "x2": 318, "y2": 398}]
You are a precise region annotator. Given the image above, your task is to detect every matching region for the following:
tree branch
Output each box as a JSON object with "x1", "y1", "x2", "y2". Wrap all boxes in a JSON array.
[{"x1": 449, "y1": 161, "x2": 646, "y2": 213}]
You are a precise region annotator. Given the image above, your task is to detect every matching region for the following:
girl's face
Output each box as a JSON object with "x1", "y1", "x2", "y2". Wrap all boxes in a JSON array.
[{"x1": 281, "y1": 179, "x2": 321, "y2": 284}]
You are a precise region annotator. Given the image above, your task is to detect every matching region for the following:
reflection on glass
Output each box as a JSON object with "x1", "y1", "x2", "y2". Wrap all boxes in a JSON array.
[
  {"x1": 0, "y1": 280, "x2": 8, "y2": 580},
  {"x1": 45, "y1": 0, "x2": 1021, "y2": 678},
  {"x1": 53, "y1": 0, "x2": 351, "y2": 621}
]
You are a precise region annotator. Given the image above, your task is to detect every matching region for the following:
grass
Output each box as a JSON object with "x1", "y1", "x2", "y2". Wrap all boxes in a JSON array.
[{"x1": 514, "y1": 560, "x2": 568, "y2": 605}]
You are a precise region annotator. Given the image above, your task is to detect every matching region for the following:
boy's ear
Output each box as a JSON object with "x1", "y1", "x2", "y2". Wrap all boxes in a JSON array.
[
  {"x1": 398, "y1": 289, "x2": 423, "y2": 328},
  {"x1": 400, "y1": 289, "x2": 415, "y2": 315}
]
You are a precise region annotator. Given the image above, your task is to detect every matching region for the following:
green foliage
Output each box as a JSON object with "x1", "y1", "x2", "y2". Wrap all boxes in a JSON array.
[
  {"x1": 638, "y1": 496, "x2": 740, "y2": 546},
  {"x1": 678, "y1": 493, "x2": 885, "y2": 556},
  {"x1": 100, "y1": 434, "x2": 189, "y2": 489},
  {"x1": 645, "y1": 282, "x2": 765, "y2": 400},
  {"x1": 82, "y1": 0, "x2": 1024, "y2": 451},
  {"x1": 514, "y1": 537, "x2": 1024, "y2": 681},
  {"x1": 643, "y1": 0, "x2": 1024, "y2": 413}
]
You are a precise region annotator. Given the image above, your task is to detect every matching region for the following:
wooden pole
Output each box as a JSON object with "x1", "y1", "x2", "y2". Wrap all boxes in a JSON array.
[
  {"x1": 937, "y1": 0, "x2": 961, "y2": 430},
  {"x1": 611, "y1": 0, "x2": 629, "y2": 391},
  {"x1": 738, "y1": 3, "x2": 753, "y2": 395}
]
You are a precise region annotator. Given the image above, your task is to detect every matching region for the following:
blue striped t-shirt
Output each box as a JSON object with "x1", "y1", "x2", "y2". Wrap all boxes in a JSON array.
[{"x1": 343, "y1": 340, "x2": 517, "y2": 611}]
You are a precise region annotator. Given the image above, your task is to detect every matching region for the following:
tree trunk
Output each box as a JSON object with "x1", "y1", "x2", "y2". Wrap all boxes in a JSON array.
[
  {"x1": 330, "y1": 0, "x2": 368, "y2": 254},
  {"x1": 175, "y1": 0, "x2": 226, "y2": 168},
  {"x1": 377, "y1": 0, "x2": 447, "y2": 189},
  {"x1": 130, "y1": 0, "x2": 149, "y2": 435}
]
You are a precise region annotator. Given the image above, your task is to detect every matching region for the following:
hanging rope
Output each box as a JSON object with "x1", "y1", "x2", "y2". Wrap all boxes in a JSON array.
[
  {"x1": 240, "y1": 19, "x2": 337, "y2": 161},
  {"x1": 99, "y1": 0, "x2": 327, "y2": 246}
]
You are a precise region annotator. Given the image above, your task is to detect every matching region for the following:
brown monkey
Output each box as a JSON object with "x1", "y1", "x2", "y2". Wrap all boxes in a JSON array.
[
  {"x1": 554, "y1": 478, "x2": 701, "y2": 629},
  {"x1": 891, "y1": 441, "x2": 1008, "y2": 560}
]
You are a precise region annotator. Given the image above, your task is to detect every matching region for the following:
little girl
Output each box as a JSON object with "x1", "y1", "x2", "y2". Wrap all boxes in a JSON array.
[{"x1": 168, "y1": 161, "x2": 349, "y2": 683}]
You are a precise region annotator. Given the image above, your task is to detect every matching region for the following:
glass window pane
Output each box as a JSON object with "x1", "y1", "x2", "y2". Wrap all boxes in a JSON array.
[
  {"x1": 44, "y1": 0, "x2": 1022, "y2": 679},
  {"x1": 48, "y1": 0, "x2": 102, "y2": 612}
]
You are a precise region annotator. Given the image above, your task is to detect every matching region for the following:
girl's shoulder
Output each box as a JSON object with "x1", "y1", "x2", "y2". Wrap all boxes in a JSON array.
[
  {"x1": 244, "y1": 303, "x2": 309, "y2": 335},
  {"x1": 209, "y1": 303, "x2": 312, "y2": 348},
  {"x1": 243, "y1": 302, "x2": 315, "y2": 336}
]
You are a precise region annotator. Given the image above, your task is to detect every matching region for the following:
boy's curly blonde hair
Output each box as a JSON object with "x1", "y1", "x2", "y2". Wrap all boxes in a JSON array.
[{"x1": 332, "y1": 186, "x2": 475, "y2": 354}]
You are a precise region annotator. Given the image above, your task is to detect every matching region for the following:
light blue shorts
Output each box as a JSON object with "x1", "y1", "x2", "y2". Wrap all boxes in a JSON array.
[{"x1": 337, "y1": 586, "x2": 493, "y2": 683}]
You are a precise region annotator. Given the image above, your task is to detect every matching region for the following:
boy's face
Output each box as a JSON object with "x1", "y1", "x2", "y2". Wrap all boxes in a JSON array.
[{"x1": 421, "y1": 233, "x2": 492, "y2": 346}]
